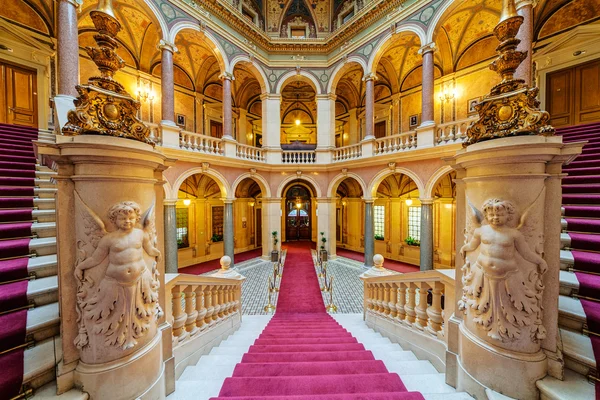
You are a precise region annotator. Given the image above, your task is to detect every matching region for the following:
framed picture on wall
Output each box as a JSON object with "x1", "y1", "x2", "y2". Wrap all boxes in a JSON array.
[
  {"x1": 467, "y1": 97, "x2": 481, "y2": 116},
  {"x1": 408, "y1": 114, "x2": 420, "y2": 129},
  {"x1": 176, "y1": 114, "x2": 186, "y2": 127}
]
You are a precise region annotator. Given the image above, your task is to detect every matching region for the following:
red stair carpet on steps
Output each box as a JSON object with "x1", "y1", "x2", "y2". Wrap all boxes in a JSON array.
[
  {"x1": 211, "y1": 242, "x2": 424, "y2": 400},
  {"x1": 558, "y1": 122, "x2": 600, "y2": 398},
  {"x1": 0, "y1": 123, "x2": 39, "y2": 399}
]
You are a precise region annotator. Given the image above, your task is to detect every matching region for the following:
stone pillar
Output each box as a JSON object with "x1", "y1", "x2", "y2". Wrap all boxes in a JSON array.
[
  {"x1": 220, "y1": 72, "x2": 235, "y2": 140},
  {"x1": 238, "y1": 108, "x2": 248, "y2": 144},
  {"x1": 224, "y1": 199, "x2": 234, "y2": 267},
  {"x1": 446, "y1": 136, "x2": 583, "y2": 399},
  {"x1": 57, "y1": 0, "x2": 80, "y2": 97},
  {"x1": 316, "y1": 198, "x2": 337, "y2": 259},
  {"x1": 515, "y1": 0, "x2": 535, "y2": 86},
  {"x1": 164, "y1": 200, "x2": 178, "y2": 273},
  {"x1": 363, "y1": 199, "x2": 374, "y2": 268},
  {"x1": 419, "y1": 199, "x2": 434, "y2": 271},
  {"x1": 418, "y1": 43, "x2": 436, "y2": 126},
  {"x1": 262, "y1": 198, "x2": 282, "y2": 259},
  {"x1": 348, "y1": 108, "x2": 358, "y2": 144},
  {"x1": 261, "y1": 94, "x2": 281, "y2": 163},
  {"x1": 159, "y1": 41, "x2": 177, "y2": 125},
  {"x1": 363, "y1": 73, "x2": 377, "y2": 140},
  {"x1": 316, "y1": 94, "x2": 336, "y2": 149}
]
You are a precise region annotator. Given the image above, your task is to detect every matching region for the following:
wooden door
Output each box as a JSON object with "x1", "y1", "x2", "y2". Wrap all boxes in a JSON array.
[
  {"x1": 546, "y1": 59, "x2": 600, "y2": 128},
  {"x1": 0, "y1": 62, "x2": 38, "y2": 128}
]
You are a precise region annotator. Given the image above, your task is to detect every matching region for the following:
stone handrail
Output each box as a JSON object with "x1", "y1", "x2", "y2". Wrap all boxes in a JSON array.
[
  {"x1": 180, "y1": 130, "x2": 223, "y2": 155},
  {"x1": 236, "y1": 143, "x2": 265, "y2": 162},
  {"x1": 361, "y1": 269, "x2": 455, "y2": 342},
  {"x1": 434, "y1": 117, "x2": 476, "y2": 145},
  {"x1": 374, "y1": 131, "x2": 417, "y2": 155},
  {"x1": 165, "y1": 273, "x2": 244, "y2": 348},
  {"x1": 282, "y1": 150, "x2": 316, "y2": 164},
  {"x1": 333, "y1": 143, "x2": 362, "y2": 161}
]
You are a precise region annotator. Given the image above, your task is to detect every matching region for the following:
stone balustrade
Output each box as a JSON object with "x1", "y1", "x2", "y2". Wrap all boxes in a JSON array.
[
  {"x1": 236, "y1": 143, "x2": 266, "y2": 162},
  {"x1": 146, "y1": 122, "x2": 161, "y2": 146},
  {"x1": 179, "y1": 130, "x2": 223, "y2": 155},
  {"x1": 282, "y1": 150, "x2": 316, "y2": 164},
  {"x1": 434, "y1": 117, "x2": 476, "y2": 145},
  {"x1": 333, "y1": 143, "x2": 363, "y2": 161},
  {"x1": 374, "y1": 131, "x2": 417, "y2": 155}
]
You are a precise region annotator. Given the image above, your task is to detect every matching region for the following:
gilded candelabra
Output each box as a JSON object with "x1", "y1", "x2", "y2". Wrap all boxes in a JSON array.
[
  {"x1": 62, "y1": 0, "x2": 152, "y2": 145},
  {"x1": 465, "y1": 0, "x2": 554, "y2": 146}
]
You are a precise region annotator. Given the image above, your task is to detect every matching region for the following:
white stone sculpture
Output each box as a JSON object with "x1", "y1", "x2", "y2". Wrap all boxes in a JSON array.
[
  {"x1": 459, "y1": 194, "x2": 547, "y2": 343},
  {"x1": 73, "y1": 192, "x2": 163, "y2": 351}
]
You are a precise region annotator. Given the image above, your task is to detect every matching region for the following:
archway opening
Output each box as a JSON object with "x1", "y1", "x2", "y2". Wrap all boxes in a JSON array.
[
  {"x1": 232, "y1": 61, "x2": 265, "y2": 146},
  {"x1": 280, "y1": 78, "x2": 317, "y2": 147},
  {"x1": 282, "y1": 180, "x2": 317, "y2": 242},
  {"x1": 234, "y1": 177, "x2": 264, "y2": 250},
  {"x1": 431, "y1": 170, "x2": 457, "y2": 268},
  {"x1": 335, "y1": 177, "x2": 364, "y2": 249},
  {"x1": 331, "y1": 62, "x2": 365, "y2": 147}
]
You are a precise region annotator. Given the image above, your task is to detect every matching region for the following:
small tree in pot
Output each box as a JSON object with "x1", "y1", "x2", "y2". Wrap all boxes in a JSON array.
[
  {"x1": 271, "y1": 231, "x2": 279, "y2": 262},
  {"x1": 319, "y1": 231, "x2": 328, "y2": 262}
]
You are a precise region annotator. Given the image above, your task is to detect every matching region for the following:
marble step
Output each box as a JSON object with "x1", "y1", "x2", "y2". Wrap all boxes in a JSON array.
[
  {"x1": 34, "y1": 188, "x2": 57, "y2": 199},
  {"x1": 27, "y1": 302, "x2": 59, "y2": 342},
  {"x1": 30, "y1": 237, "x2": 57, "y2": 257},
  {"x1": 30, "y1": 222, "x2": 56, "y2": 238},
  {"x1": 28, "y1": 254, "x2": 58, "y2": 279},
  {"x1": 560, "y1": 232, "x2": 571, "y2": 249},
  {"x1": 537, "y1": 368, "x2": 595, "y2": 400},
  {"x1": 561, "y1": 328, "x2": 597, "y2": 378},
  {"x1": 24, "y1": 337, "x2": 59, "y2": 394},
  {"x1": 32, "y1": 381, "x2": 89, "y2": 399},
  {"x1": 33, "y1": 209, "x2": 56, "y2": 223},
  {"x1": 558, "y1": 295, "x2": 587, "y2": 333},
  {"x1": 35, "y1": 178, "x2": 56, "y2": 189},
  {"x1": 33, "y1": 198, "x2": 55, "y2": 210},
  {"x1": 558, "y1": 270, "x2": 579, "y2": 296},
  {"x1": 35, "y1": 171, "x2": 57, "y2": 179},
  {"x1": 28, "y1": 275, "x2": 58, "y2": 308},
  {"x1": 560, "y1": 250, "x2": 574, "y2": 271}
]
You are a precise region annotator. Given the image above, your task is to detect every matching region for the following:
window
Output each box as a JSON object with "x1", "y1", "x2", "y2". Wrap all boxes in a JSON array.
[
  {"x1": 211, "y1": 206, "x2": 224, "y2": 242},
  {"x1": 374, "y1": 205, "x2": 385, "y2": 240},
  {"x1": 176, "y1": 208, "x2": 189, "y2": 249},
  {"x1": 408, "y1": 206, "x2": 421, "y2": 241}
]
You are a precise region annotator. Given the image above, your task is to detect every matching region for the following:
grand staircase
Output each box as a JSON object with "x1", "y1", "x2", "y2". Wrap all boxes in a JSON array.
[{"x1": 0, "y1": 123, "x2": 63, "y2": 399}]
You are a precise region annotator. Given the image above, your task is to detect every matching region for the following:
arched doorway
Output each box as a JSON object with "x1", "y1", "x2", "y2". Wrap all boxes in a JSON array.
[{"x1": 285, "y1": 185, "x2": 312, "y2": 241}]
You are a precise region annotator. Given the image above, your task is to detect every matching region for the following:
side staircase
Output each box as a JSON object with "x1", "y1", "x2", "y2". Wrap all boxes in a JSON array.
[
  {"x1": 538, "y1": 122, "x2": 600, "y2": 399},
  {"x1": 0, "y1": 123, "x2": 74, "y2": 399}
]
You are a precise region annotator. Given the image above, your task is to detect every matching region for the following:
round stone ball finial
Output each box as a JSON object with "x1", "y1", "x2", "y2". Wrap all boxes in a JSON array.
[
  {"x1": 220, "y1": 255, "x2": 231, "y2": 271},
  {"x1": 374, "y1": 254, "x2": 384, "y2": 269}
]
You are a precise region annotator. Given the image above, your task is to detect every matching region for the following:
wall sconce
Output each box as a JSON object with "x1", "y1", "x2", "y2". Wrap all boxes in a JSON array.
[
  {"x1": 438, "y1": 88, "x2": 455, "y2": 103},
  {"x1": 342, "y1": 200, "x2": 347, "y2": 207},
  {"x1": 137, "y1": 81, "x2": 154, "y2": 103},
  {"x1": 249, "y1": 201, "x2": 255, "y2": 207},
  {"x1": 405, "y1": 181, "x2": 414, "y2": 206}
]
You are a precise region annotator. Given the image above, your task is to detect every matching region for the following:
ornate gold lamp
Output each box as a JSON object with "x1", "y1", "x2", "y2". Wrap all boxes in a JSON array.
[
  {"x1": 62, "y1": 0, "x2": 152, "y2": 145},
  {"x1": 465, "y1": 0, "x2": 554, "y2": 146}
]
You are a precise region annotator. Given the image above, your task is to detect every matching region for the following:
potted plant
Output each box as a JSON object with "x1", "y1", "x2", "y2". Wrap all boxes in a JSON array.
[
  {"x1": 319, "y1": 232, "x2": 328, "y2": 262},
  {"x1": 211, "y1": 234, "x2": 223, "y2": 243},
  {"x1": 374, "y1": 234, "x2": 384, "y2": 241},
  {"x1": 404, "y1": 236, "x2": 420, "y2": 247},
  {"x1": 271, "y1": 231, "x2": 279, "y2": 262}
]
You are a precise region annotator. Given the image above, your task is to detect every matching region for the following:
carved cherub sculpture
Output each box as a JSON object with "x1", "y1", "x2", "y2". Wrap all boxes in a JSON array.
[
  {"x1": 459, "y1": 195, "x2": 547, "y2": 343},
  {"x1": 74, "y1": 193, "x2": 163, "y2": 351}
]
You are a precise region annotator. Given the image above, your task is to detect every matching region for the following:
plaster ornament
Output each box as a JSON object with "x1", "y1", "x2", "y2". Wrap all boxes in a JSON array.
[
  {"x1": 341, "y1": 168, "x2": 348, "y2": 176},
  {"x1": 459, "y1": 193, "x2": 547, "y2": 343},
  {"x1": 73, "y1": 192, "x2": 163, "y2": 351},
  {"x1": 202, "y1": 162, "x2": 210, "y2": 172},
  {"x1": 387, "y1": 162, "x2": 396, "y2": 171}
]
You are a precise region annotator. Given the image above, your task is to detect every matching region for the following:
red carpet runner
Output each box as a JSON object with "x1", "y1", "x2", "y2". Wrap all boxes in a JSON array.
[
  {"x1": 559, "y1": 122, "x2": 600, "y2": 398},
  {"x1": 212, "y1": 242, "x2": 424, "y2": 399},
  {"x1": 0, "y1": 123, "x2": 39, "y2": 398}
]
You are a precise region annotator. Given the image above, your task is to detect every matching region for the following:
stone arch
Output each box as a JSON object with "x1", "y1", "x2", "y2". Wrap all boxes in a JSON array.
[
  {"x1": 326, "y1": 57, "x2": 368, "y2": 94},
  {"x1": 425, "y1": 165, "x2": 455, "y2": 199},
  {"x1": 327, "y1": 172, "x2": 368, "y2": 199},
  {"x1": 168, "y1": 22, "x2": 228, "y2": 72},
  {"x1": 425, "y1": 0, "x2": 461, "y2": 44},
  {"x1": 143, "y1": 0, "x2": 169, "y2": 40},
  {"x1": 367, "y1": 167, "x2": 425, "y2": 200},
  {"x1": 276, "y1": 175, "x2": 323, "y2": 198},
  {"x1": 229, "y1": 55, "x2": 269, "y2": 93},
  {"x1": 163, "y1": 180, "x2": 173, "y2": 199},
  {"x1": 368, "y1": 24, "x2": 427, "y2": 74},
  {"x1": 231, "y1": 173, "x2": 272, "y2": 199},
  {"x1": 275, "y1": 70, "x2": 322, "y2": 95},
  {"x1": 171, "y1": 167, "x2": 231, "y2": 200}
]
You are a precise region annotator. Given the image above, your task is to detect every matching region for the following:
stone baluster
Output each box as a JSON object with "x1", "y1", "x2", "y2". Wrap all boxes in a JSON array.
[
  {"x1": 382, "y1": 285, "x2": 391, "y2": 316},
  {"x1": 184, "y1": 286, "x2": 199, "y2": 337},
  {"x1": 396, "y1": 283, "x2": 407, "y2": 322},
  {"x1": 366, "y1": 285, "x2": 374, "y2": 311},
  {"x1": 388, "y1": 284, "x2": 398, "y2": 319},
  {"x1": 405, "y1": 283, "x2": 417, "y2": 324},
  {"x1": 212, "y1": 287, "x2": 220, "y2": 323},
  {"x1": 415, "y1": 283, "x2": 430, "y2": 330},
  {"x1": 204, "y1": 286, "x2": 214, "y2": 327},
  {"x1": 195, "y1": 285, "x2": 208, "y2": 331},
  {"x1": 375, "y1": 285, "x2": 384, "y2": 314},
  {"x1": 171, "y1": 285, "x2": 188, "y2": 343},
  {"x1": 218, "y1": 286, "x2": 226, "y2": 318},
  {"x1": 426, "y1": 282, "x2": 444, "y2": 336}
]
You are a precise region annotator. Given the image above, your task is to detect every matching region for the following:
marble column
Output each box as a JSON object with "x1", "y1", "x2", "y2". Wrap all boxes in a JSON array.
[
  {"x1": 164, "y1": 201, "x2": 178, "y2": 273},
  {"x1": 159, "y1": 40, "x2": 177, "y2": 125},
  {"x1": 224, "y1": 200, "x2": 234, "y2": 267},
  {"x1": 221, "y1": 72, "x2": 234, "y2": 140},
  {"x1": 363, "y1": 73, "x2": 377, "y2": 140},
  {"x1": 364, "y1": 200, "x2": 374, "y2": 267},
  {"x1": 418, "y1": 43, "x2": 436, "y2": 126},
  {"x1": 515, "y1": 0, "x2": 535, "y2": 85},
  {"x1": 419, "y1": 199, "x2": 434, "y2": 271},
  {"x1": 57, "y1": 0, "x2": 80, "y2": 98}
]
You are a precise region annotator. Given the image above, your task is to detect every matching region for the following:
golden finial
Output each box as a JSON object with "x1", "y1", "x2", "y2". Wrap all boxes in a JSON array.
[
  {"x1": 498, "y1": 0, "x2": 518, "y2": 24},
  {"x1": 95, "y1": 0, "x2": 116, "y2": 19}
]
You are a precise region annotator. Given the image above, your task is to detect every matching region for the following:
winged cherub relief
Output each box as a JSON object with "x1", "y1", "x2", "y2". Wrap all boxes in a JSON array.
[
  {"x1": 459, "y1": 192, "x2": 547, "y2": 343},
  {"x1": 73, "y1": 192, "x2": 163, "y2": 351}
]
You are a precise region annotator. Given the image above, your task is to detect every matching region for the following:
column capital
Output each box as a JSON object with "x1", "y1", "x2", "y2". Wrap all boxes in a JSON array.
[
  {"x1": 362, "y1": 198, "x2": 375, "y2": 204},
  {"x1": 158, "y1": 40, "x2": 178, "y2": 53},
  {"x1": 418, "y1": 42, "x2": 436, "y2": 55},
  {"x1": 315, "y1": 93, "x2": 337, "y2": 101},
  {"x1": 260, "y1": 93, "x2": 281, "y2": 101},
  {"x1": 164, "y1": 199, "x2": 178, "y2": 206},
  {"x1": 222, "y1": 198, "x2": 234, "y2": 204},
  {"x1": 363, "y1": 72, "x2": 378, "y2": 82},
  {"x1": 57, "y1": 0, "x2": 82, "y2": 7},
  {"x1": 515, "y1": 0, "x2": 538, "y2": 9},
  {"x1": 419, "y1": 198, "x2": 435, "y2": 205},
  {"x1": 219, "y1": 72, "x2": 235, "y2": 81}
]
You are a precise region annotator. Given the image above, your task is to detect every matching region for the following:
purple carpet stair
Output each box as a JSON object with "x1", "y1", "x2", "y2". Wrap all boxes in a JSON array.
[
  {"x1": 0, "y1": 123, "x2": 39, "y2": 399},
  {"x1": 558, "y1": 122, "x2": 600, "y2": 396}
]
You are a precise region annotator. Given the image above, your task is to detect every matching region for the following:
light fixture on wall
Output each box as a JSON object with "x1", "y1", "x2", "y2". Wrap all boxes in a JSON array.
[
  {"x1": 136, "y1": 81, "x2": 155, "y2": 103},
  {"x1": 296, "y1": 196, "x2": 303, "y2": 209},
  {"x1": 405, "y1": 181, "x2": 413, "y2": 206},
  {"x1": 438, "y1": 83, "x2": 455, "y2": 103},
  {"x1": 183, "y1": 179, "x2": 191, "y2": 206},
  {"x1": 249, "y1": 200, "x2": 255, "y2": 207}
]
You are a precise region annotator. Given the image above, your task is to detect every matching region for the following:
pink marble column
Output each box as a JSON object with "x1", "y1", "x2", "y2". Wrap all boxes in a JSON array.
[
  {"x1": 363, "y1": 73, "x2": 376, "y2": 139},
  {"x1": 419, "y1": 43, "x2": 436, "y2": 125},
  {"x1": 57, "y1": 0, "x2": 81, "y2": 98},
  {"x1": 515, "y1": 1, "x2": 534, "y2": 86},
  {"x1": 221, "y1": 72, "x2": 234, "y2": 139},
  {"x1": 159, "y1": 41, "x2": 177, "y2": 124}
]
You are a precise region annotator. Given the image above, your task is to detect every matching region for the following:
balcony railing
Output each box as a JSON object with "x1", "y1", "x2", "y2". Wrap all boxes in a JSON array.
[
  {"x1": 333, "y1": 143, "x2": 362, "y2": 161},
  {"x1": 374, "y1": 131, "x2": 417, "y2": 155},
  {"x1": 282, "y1": 150, "x2": 316, "y2": 164},
  {"x1": 435, "y1": 118, "x2": 476, "y2": 145},
  {"x1": 180, "y1": 130, "x2": 223, "y2": 155},
  {"x1": 237, "y1": 143, "x2": 265, "y2": 162}
]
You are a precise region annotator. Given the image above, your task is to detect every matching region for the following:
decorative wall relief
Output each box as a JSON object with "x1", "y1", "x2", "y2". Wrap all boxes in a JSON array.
[
  {"x1": 74, "y1": 192, "x2": 163, "y2": 352},
  {"x1": 459, "y1": 192, "x2": 547, "y2": 344}
]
